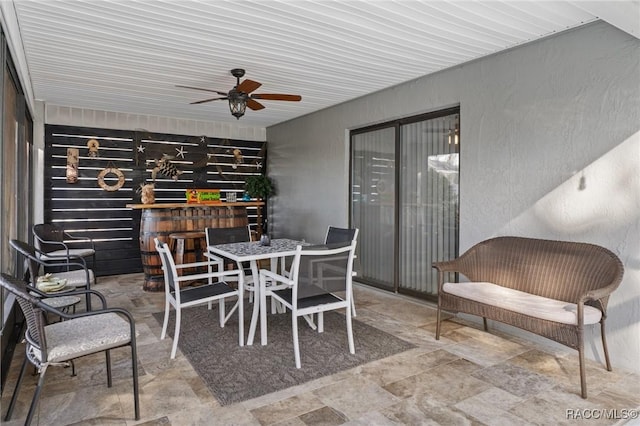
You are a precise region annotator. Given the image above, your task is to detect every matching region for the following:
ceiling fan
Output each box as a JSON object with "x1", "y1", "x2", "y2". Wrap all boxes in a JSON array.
[{"x1": 176, "y1": 68, "x2": 302, "y2": 119}]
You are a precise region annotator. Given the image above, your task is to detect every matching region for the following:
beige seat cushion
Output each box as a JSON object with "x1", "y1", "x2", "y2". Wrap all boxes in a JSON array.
[
  {"x1": 443, "y1": 282, "x2": 602, "y2": 325},
  {"x1": 41, "y1": 313, "x2": 131, "y2": 362},
  {"x1": 40, "y1": 248, "x2": 95, "y2": 261},
  {"x1": 40, "y1": 269, "x2": 95, "y2": 288}
]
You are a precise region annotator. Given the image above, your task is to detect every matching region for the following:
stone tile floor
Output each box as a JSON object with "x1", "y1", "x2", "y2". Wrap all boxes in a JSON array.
[{"x1": 2, "y1": 273, "x2": 639, "y2": 425}]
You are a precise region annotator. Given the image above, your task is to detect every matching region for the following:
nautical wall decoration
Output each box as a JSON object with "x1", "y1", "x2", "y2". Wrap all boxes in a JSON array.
[
  {"x1": 45, "y1": 125, "x2": 271, "y2": 280},
  {"x1": 132, "y1": 132, "x2": 267, "y2": 196},
  {"x1": 97, "y1": 162, "x2": 125, "y2": 192},
  {"x1": 87, "y1": 139, "x2": 100, "y2": 157},
  {"x1": 152, "y1": 155, "x2": 183, "y2": 181},
  {"x1": 232, "y1": 148, "x2": 243, "y2": 169},
  {"x1": 139, "y1": 183, "x2": 155, "y2": 204},
  {"x1": 66, "y1": 147, "x2": 79, "y2": 183}
]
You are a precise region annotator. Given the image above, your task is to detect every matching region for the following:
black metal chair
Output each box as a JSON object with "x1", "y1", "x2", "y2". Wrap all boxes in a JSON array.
[
  {"x1": 10, "y1": 239, "x2": 96, "y2": 311},
  {"x1": 32, "y1": 223, "x2": 96, "y2": 271},
  {"x1": 0, "y1": 273, "x2": 140, "y2": 425}
]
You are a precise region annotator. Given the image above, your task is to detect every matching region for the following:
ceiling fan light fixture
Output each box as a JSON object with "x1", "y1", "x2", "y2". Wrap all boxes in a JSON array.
[
  {"x1": 228, "y1": 90, "x2": 247, "y2": 119},
  {"x1": 178, "y1": 68, "x2": 300, "y2": 119}
]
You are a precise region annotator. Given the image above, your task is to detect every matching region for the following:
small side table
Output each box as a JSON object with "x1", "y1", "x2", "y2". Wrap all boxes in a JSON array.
[{"x1": 42, "y1": 295, "x2": 82, "y2": 314}]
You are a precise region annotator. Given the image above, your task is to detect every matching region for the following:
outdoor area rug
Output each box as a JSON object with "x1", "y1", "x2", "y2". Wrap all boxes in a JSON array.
[{"x1": 152, "y1": 304, "x2": 415, "y2": 405}]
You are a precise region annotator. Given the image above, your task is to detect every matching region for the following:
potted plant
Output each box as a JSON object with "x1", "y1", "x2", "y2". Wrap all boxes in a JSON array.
[
  {"x1": 244, "y1": 175, "x2": 275, "y2": 245},
  {"x1": 244, "y1": 175, "x2": 275, "y2": 200}
]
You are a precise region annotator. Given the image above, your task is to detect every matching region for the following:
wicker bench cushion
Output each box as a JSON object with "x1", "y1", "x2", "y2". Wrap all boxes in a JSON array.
[
  {"x1": 443, "y1": 282, "x2": 602, "y2": 325},
  {"x1": 41, "y1": 313, "x2": 131, "y2": 362}
]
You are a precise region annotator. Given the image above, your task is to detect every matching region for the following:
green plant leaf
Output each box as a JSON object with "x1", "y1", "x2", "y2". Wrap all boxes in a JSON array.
[{"x1": 244, "y1": 175, "x2": 274, "y2": 199}]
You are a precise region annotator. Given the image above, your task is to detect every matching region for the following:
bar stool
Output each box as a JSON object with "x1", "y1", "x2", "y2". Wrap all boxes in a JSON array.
[{"x1": 168, "y1": 231, "x2": 207, "y2": 277}]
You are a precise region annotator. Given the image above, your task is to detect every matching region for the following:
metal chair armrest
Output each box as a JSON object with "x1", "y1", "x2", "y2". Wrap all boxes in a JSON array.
[
  {"x1": 33, "y1": 288, "x2": 108, "y2": 312},
  {"x1": 173, "y1": 268, "x2": 242, "y2": 283},
  {"x1": 259, "y1": 269, "x2": 294, "y2": 286},
  {"x1": 64, "y1": 232, "x2": 96, "y2": 250}
]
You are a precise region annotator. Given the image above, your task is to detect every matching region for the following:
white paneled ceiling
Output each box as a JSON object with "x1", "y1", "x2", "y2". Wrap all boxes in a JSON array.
[{"x1": 5, "y1": 0, "x2": 638, "y2": 127}]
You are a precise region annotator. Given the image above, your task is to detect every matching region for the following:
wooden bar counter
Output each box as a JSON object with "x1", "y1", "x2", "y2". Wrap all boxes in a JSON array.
[{"x1": 126, "y1": 202, "x2": 264, "y2": 291}]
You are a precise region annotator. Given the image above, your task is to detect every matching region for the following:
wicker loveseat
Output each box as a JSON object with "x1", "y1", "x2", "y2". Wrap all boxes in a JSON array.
[{"x1": 432, "y1": 236, "x2": 623, "y2": 399}]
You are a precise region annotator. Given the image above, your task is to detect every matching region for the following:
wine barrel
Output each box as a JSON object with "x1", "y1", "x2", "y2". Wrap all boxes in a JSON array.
[{"x1": 139, "y1": 206, "x2": 248, "y2": 291}]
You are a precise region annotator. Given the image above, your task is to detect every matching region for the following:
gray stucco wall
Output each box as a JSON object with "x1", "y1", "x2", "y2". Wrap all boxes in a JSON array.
[{"x1": 266, "y1": 21, "x2": 640, "y2": 373}]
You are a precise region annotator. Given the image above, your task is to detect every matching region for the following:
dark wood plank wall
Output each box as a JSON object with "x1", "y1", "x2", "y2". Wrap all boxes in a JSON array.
[{"x1": 44, "y1": 125, "x2": 267, "y2": 277}]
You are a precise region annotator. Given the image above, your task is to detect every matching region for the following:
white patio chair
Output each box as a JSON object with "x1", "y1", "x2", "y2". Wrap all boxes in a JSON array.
[
  {"x1": 204, "y1": 225, "x2": 254, "y2": 294},
  {"x1": 259, "y1": 240, "x2": 357, "y2": 368},
  {"x1": 281, "y1": 226, "x2": 359, "y2": 317},
  {"x1": 325, "y1": 226, "x2": 359, "y2": 316}
]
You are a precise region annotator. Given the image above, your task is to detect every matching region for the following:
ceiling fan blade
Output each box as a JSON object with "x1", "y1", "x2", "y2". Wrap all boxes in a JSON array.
[
  {"x1": 176, "y1": 85, "x2": 228, "y2": 96},
  {"x1": 237, "y1": 79, "x2": 262, "y2": 94},
  {"x1": 190, "y1": 97, "x2": 228, "y2": 105},
  {"x1": 251, "y1": 93, "x2": 302, "y2": 101},
  {"x1": 247, "y1": 98, "x2": 265, "y2": 111}
]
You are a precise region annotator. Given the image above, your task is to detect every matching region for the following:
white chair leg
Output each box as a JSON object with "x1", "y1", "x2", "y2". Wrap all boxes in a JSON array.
[
  {"x1": 223, "y1": 300, "x2": 239, "y2": 324},
  {"x1": 293, "y1": 315, "x2": 301, "y2": 369},
  {"x1": 346, "y1": 307, "x2": 355, "y2": 354},
  {"x1": 318, "y1": 312, "x2": 324, "y2": 333},
  {"x1": 218, "y1": 299, "x2": 225, "y2": 327},
  {"x1": 161, "y1": 299, "x2": 170, "y2": 340},
  {"x1": 302, "y1": 314, "x2": 317, "y2": 330},
  {"x1": 351, "y1": 295, "x2": 356, "y2": 317},
  {"x1": 208, "y1": 301, "x2": 212, "y2": 310},
  {"x1": 171, "y1": 308, "x2": 182, "y2": 359},
  {"x1": 237, "y1": 296, "x2": 244, "y2": 347}
]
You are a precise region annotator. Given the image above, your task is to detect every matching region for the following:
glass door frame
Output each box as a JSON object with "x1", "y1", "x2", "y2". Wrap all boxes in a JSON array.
[{"x1": 349, "y1": 106, "x2": 460, "y2": 300}]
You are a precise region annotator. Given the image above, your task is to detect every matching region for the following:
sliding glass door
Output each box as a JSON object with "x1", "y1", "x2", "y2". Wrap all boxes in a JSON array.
[
  {"x1": 351, "y1": 127, "x2": 396, "y2": 291},
  {"x1": 399, "y1": 113, "x2": 459, "y2": 297},
  {"x1": 350, "y1": 108, "x2": 459, "y2": 299}
]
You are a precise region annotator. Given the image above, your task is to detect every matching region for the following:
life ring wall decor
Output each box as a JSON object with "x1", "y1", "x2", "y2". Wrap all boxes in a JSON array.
[{"x1": 97, "y1": 166, "x2": 125, "y2": 192}]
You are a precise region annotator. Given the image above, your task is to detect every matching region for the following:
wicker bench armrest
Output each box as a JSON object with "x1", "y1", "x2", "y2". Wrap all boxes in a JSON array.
[
  {"x1": 433, "y1": 259, "x2": 464, "y2": 293},
  {"x1": 432, "y1": 259, "x2": 460, "y2": 273},
  {"x1": 580, "y1": 284, "x2": 618, "y2": 305}
]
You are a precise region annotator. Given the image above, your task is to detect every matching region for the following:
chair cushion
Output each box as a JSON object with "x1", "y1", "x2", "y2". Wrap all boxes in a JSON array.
[
  {"x1": 442, "y1": 282, "x2": 602, "y2": 325},
  {"x1": 42, "y1": 312, "x2": 131, "y2": 362},
  {"x1": 272, "y1": 288, "x2": 343, "y2": 309},
  {"x1": 40, "y1": 248, "x2": 95, "y2": 260},
  {"x1": 43, "y1": 269, "x2": 95, "y2": 288},
  {"x1": 179, "y1": 282, "x2": 237, "y2": 305}
]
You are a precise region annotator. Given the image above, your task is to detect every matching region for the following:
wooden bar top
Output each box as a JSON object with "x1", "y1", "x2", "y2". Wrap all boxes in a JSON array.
[{"x1": 126, "y1": 201, "x2": 264, "y2": 209}]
